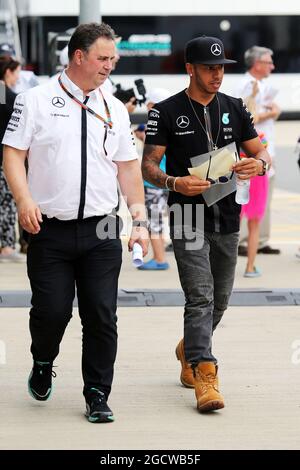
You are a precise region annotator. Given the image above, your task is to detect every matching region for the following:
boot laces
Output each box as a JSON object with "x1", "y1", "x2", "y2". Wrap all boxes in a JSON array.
[
  {"x1": 196, "y1": 370, "x2": 217, "y2": 392},
  {"x1": 35, "y1": 361, "x2": 57, "y2": 378},
  {"x1": 89, "y1": 388, "x2": 105, "y2": 404}
]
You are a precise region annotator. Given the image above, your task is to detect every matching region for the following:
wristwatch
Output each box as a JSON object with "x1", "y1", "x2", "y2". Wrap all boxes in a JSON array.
[
  {"x1": 132, "y1": 220, "x2": 150, "y2": 230},
  {"x1": 258, "y1": 159, "x2": 270, "y2": 176}
]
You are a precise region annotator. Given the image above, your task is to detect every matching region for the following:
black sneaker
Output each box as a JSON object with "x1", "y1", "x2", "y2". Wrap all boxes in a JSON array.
[
  {"x1": 238, "y1": 246, "x2": 248, "y2": 256},
  {"x1": 257, "y1": 245, "x2": 281, "y2": 255},
  {"x1": 84, "y1": 388, "x2": 114, "y2": 423},
  {"x1": 28, "y1": 361, "x2": 56, "y2": 401}
]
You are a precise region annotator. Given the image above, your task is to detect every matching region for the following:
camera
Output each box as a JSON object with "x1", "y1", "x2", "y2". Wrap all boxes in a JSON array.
[{"x1": 114, "y1": 78, "x2": 147, "y2": 106}]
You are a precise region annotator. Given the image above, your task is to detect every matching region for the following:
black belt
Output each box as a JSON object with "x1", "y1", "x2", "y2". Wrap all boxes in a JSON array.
[{"x1": 41, "y1": 214, "x2": 109, "y2": 224}]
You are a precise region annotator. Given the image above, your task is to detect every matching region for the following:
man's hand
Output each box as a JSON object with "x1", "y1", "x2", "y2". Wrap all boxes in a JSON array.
[
  {"x1": 17, "y1": 197, "x2": 43, "y2": 234},
  {"x1": 257, "y1": 103, "x2": 281, "y2": 122},
  {"x1": 232, "y1": 158, "x2": 263, "y2": 180},
  {"x1": 268, "y1": 103, "x2": 281, "y2": 120},
  {"x1": 175, "y1": 176, "x2": 211, "y2": 196},
  {"x1": 128, "y1": 226, "x2": 149, "y2": 256}
]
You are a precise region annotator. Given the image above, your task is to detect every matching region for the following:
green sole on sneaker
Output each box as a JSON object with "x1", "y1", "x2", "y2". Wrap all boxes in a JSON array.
[
  {"x1": 86, "y1": 413, "x2": 114, "y2": 423},
  {"x1": 27, "y1": 361, "x2": 55, "y2": 401},
  {"x1": 28, "y1": 373, "x2": 53, "y2": 401}
]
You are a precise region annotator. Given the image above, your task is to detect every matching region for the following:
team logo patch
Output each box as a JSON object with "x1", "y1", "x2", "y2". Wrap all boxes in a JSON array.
[
  {"x1": 176, "y1": 115, "x2": 190, "y2": 129},
  {"x1": 222, "y1": 113, "x2": 230, "y2": 124},
  {"x1": 52, "y1": 97, "x2": 65, "y2": 108},
  {"x1": 211, "y1": 44, "x2": 222, "y2": 56}
]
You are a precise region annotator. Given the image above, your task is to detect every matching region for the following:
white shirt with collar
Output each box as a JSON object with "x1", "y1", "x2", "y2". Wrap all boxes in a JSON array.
[
  {"x1": 233, "y1": 71, "x2": 277, "y2": 161},
  {"x1": 3, "y1": 70, "x2": 138, "y2": 220}
]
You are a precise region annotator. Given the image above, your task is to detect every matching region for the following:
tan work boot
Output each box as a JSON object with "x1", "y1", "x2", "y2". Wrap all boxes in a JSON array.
[
  {"x1": 194, "y1": 362, "x2": 225, "y2": 413},
  {"x1": 175, "y1": 339, "x2": 195, "y2": 388}
]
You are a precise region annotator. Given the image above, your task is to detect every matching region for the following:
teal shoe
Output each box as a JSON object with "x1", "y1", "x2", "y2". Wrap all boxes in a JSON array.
[
  {"x1": 138, "y1": 259, "x2": 169, "y2": 270},
  {"x1": 244, "y1": 267, "x2": 261, "y2": 278},
  {"x1": 28, "y1": 361, "x2": 56, "y2": 401},
  {"x1": 84, "y1": 388, "x2": 114, "y2": 423}
]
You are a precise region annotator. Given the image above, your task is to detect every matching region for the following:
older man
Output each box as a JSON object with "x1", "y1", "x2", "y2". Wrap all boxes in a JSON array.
[
  {"x1": 3, "y1": 22, "x2": 148, "y2": 423},
  {"x1": 234, "y1": 46, "x2": 281, "y2": 256}
]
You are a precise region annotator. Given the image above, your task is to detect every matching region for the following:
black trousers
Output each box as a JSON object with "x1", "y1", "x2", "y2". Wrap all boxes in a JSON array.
[{"x1": 27, "y1": 215, "x2": 122, "y2": 399}]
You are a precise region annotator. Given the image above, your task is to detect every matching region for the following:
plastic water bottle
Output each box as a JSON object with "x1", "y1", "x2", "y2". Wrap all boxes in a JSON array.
[{"x1": 235, "y1": 177, "x2": 250, "y2": 205}]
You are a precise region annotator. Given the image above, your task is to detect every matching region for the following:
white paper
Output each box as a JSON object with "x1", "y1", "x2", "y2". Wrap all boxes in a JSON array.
[
  {"x1": 188, "y1": 142, "x2": 239, "y2": 207},
  {"x1": 188, "y1": 148, "x2": 237, "y2": 181},
  {"x1": 132, "y1": 243, "x2": 143, "y2": 267}
]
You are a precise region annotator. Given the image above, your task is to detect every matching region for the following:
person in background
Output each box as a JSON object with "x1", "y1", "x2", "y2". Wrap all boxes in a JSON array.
[
  {"x1": 0, "y1": 56, "x2": 24, "y2": 262},
  {"x1": 234, "y1": 45, "x2": 281, "y2": 256},
  {"x1": 50, "y1": 44, "x2": 69, "y2": 82},
  {"x1": 240, "y1": 133, "x2": 269, "y2": 277},
  {"x1": 139, "y1": 88, "x2": 171, "y2": 270},
  {"x1": 134, "y1": 88, "x2": 171, "y2": 270},
  {"x1": 133, "y1": 123, "x2": 146, "y2": 160},
  {"x1": 0, "y1": 44, "x2": 39, "y2": 255},
  {"x1": 101, "y1": 36, "x2": 136, "y2": 114},
  {"x1": 12, "y1": 67, "x2": 39, "y2": 94},
  {"x1": 296, "y1": 138, "x2": 300, "y2": 260},
  {"x1": 0, "y1": 43, "x2": 39, "y2": 94},
  {"x1": 59, "y1": 45, "x2": 69, "y2": 70}
]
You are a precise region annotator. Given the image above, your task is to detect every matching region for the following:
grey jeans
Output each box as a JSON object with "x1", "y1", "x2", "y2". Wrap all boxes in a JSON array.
[{"x1": 172, "y1": 228, "x2": 239, "y2": 365}]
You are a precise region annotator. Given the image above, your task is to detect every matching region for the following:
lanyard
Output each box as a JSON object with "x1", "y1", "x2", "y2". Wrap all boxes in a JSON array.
[{"x1": 58, "y1": 74, "x2": 113, "y2": 129}]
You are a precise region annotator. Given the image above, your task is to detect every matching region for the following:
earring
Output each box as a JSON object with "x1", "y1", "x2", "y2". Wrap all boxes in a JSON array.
[{"x1": 190, "y1": 74, "x2": 193, "y2": 77}]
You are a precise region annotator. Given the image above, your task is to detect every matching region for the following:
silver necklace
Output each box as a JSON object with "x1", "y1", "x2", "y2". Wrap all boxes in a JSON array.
[{"x1": 186, "y1": 91, "x2": 221, "y2": 151}]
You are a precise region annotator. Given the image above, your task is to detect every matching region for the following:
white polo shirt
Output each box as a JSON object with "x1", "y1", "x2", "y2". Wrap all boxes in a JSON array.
[
  {"x1": 2, "y1": 70, "x2": 138, "y2": 220},
  {"x1": 233, "y1": 72, "x2": 277, "y2": 159}
]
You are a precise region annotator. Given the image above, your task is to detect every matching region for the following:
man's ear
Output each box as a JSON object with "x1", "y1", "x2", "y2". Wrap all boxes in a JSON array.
[
  {"x1": 186, "y1": 63, "x2": 193, "y2": 77},
  {"x1": 73, "y1": 49, "x2": 84, "y2": 66}
]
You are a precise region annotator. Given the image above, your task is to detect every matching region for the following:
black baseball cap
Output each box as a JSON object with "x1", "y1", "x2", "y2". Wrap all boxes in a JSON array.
[{"x1": 185, "y1": 36, "x2": 236, "y2": 65}]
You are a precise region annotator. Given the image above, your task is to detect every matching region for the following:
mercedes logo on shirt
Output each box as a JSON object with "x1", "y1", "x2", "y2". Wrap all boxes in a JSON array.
[
  {"x1": 52, "y1": 96, "x2": 65, "y2": 108},
  {"x1": 176, "y1": 115, "x2": 190, "y2": 129},
  {"x1": 211, "y1": 44, "x2": 222, "y2": 56}
]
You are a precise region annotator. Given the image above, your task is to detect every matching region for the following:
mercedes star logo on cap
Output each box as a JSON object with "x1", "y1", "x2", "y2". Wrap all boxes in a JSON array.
[
  {"x1": 211, "y1": 44, "x2": 222, "y2": 56},
  {"x1": 176, "y1": 115, "x2": 190, "y2": 128},
  {"x1": 52, "y1": 97, "x2": 65, "y2": 108}
]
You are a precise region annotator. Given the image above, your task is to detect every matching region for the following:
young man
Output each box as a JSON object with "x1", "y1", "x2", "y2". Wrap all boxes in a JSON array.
[
  {"x1": 2, "y1": 23, "x2": 148, "y2": 423},
  {"x1": 142, "y1": 36, "x2": 271, "y2": 413}
]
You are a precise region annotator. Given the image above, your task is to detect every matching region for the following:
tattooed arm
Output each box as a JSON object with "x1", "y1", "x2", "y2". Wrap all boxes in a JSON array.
[
  {"x1": 142, "y1": 144, "x2": 211, "y2": 196},
  {"x1": 142, "y1": 143, "x2": 168, "y2": 188}
]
